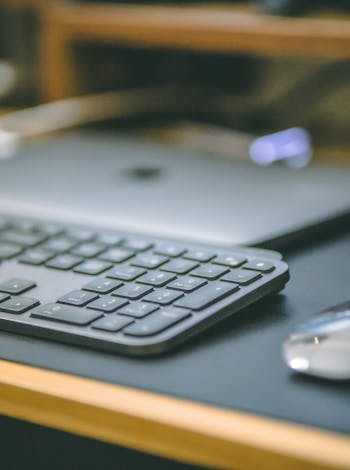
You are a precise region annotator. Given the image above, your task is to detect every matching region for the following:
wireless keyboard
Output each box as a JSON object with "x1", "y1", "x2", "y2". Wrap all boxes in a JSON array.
[{"x1": 0, "y1": 214, "x2": 289, "y2": 355}]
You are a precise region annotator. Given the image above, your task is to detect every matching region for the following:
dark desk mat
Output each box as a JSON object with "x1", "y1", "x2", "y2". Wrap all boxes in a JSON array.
[{"x1": 1, "y1": 232, "x2": 349, "y2": 435}]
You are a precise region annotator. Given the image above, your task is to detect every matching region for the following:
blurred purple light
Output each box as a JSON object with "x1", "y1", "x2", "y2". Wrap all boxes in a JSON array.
[{"x1": 250, "y1": 127, "x2": 312, "y2": 168}]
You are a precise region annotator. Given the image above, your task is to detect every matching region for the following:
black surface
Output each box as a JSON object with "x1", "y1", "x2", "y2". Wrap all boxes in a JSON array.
[
  {"x1": 0, "y1": 415, "x2": 205, "y2": 470},
  {"x1": 1, "y1": 232, "x2": 350, "y2": 435}
]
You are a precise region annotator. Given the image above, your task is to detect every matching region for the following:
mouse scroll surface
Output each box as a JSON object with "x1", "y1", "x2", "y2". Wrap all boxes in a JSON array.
[{"x1": 283, "y1": 301, "x2": 350, "y2": 380}]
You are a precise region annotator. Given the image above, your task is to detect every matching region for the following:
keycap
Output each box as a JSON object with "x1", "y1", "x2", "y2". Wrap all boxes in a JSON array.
[
  {"x1": 0, "y1": 292, "x2": 10, "y2": 303},
  {"x1": 167, "y1": 276, "x2": 206, "y2": 292},
  {"x1": 154, "y1": 244, "x2": 186, "y2": 257},
  {"x1": 82, "y1": 277, "x2": 123, "y2": 294},
  {"x1": 243, "y1": 260, "x2": 275, "y2": 273},
  {"x1": 38, "y1": 223, "x2": 64, "y2": 237},
  {"x1": 0, "y1": 216, "x2": 9, "y2": 231},
  {"x1": 87, "y1": 296, "x2": 128, "y2": 313},
  {"x1": 91, "y1": 316, "x2": 133, "y2": 332},
  {"x1": 0, "y1": 296, "x2": 39, "y2": 314},
  {"x1": 107, "y1": 265, "x2": 146, "y2": 281},
  {"x1": 122, "y1": 239, "x2": 153, "y2": 252},
  {"x1": 11, "y1": 220, "x2": 38, "y2": 232},
  {"x1": 0, "y1": 278, "x2": 36, "y2": 295},
  {"x1": 183, "y1": 250, "x2": 216, "y2": 262},
  {"x1": 71, "y1": 242, "x2": 106, "y2": 258},
  {"x1": 46, "y1": 254, "x2": 83, "y2": 270},
  {"x1": 143, "y1": 289, "x2": 183, "y2": 306},
  {"x1": 31, "y1": 303, "x2": 102, "y2": 325},
  {"x1": 131, "y1": 254, "x2": 168, "y2": 269},
  {"x1": 0, "y1": 230, "x2": 47, "y2": 247},
  {"x1": 0, "y1": 242, "x2": 22, "y2": 260},
  {"x1": 113, "y1": 283, "x2": 153, "y2": 300},
  {"x1": 222, "y1": 269, "x2": 261, "y2": 285},
  {"x1": 18, "y1": 249, "x2": 54, "y2": 265},
  {"x1": 123, "y1": 307, "x2": 190, "y2": 337},
  {"x1": 137, "y1": 271, "x2": 176, "y2": 287},
  {"x1": 74, "y1": 260, "x2": 112, "y2": 275},
  {"x1": 42, "y1": 236, "x2": 78, "y2": 253},
  {"x1": 191, "y1": 264, "x2": 229, "y2": 280},
  {"x1": 213, "y1": 254, "x2": 247, "y2": 268},
  {"x1": 99, "y1": 248, "x2": 134, "y2": 263},
  {"x1": 95, "y1": 233, "x2": 124, "y2": 246},
  {"x1": 161, "y1": 259, "x2": 199, "y2": 275},
  {"x1": 66, "y1": 229, "x2": 95, "y2": 242},
  {"x1": 118, "y1": 302, "x2": 158, "y2": 318},
  {"x1": 174, "y1": 282, "x2": 239, "y2": 310},
  {"x1": 58, "y1": 290, "x2": 99, "y2": 307}
]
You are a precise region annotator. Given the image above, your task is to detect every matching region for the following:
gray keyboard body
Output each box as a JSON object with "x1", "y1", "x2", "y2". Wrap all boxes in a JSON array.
[{"x1": 0, "y1": 214, "x2": 289, "y2": 355}]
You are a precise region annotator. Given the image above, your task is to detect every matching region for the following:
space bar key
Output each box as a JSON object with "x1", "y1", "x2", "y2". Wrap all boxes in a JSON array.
[
  {"x1": 174, "y1": 282, "x2": 239, "y2": 310},
  {"x1": 31, "y1": 303, "x2": 102, "y2": 325}
]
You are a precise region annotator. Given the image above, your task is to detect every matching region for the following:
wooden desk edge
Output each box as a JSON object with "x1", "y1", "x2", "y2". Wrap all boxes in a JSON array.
[{"x1": 0, "y1": 359, "x2": 349, "y2": 470}]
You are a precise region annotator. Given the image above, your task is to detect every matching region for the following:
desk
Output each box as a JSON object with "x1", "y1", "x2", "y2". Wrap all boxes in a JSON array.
[{"x1": 1, "y1": 227, "x2": 350, "y2": 469}]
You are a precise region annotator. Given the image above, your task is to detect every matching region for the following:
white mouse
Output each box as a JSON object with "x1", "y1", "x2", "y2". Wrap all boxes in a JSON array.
[{"x1": 283, "y1": 301, "x2": 350, "y2": 380}]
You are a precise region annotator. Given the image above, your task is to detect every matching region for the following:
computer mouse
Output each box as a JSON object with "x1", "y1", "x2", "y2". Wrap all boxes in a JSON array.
[{"x1": 283, "y1": 301, "x2": 350, "y2": 380}]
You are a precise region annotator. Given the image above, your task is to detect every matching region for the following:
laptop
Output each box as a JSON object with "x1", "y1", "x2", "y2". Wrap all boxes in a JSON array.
[{"x1": 0, "y1": 131, "x2": 349, "y2": 248}]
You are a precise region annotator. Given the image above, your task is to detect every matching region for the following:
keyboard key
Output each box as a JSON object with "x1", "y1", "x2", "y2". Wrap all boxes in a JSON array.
[
  {"x1": 18, "y1": 249, "x2": 54, "y2": 265},
  {"x1": 92, "y1": 316, "x2": 133, "y2": 332},
  {"x1": 99, "y1": 248, "x2": 134, "y2": 263},
  {"x1": 161, "y1": 259, "x2": 199, "y2": 275},
  {"x1": 0, "y1": 230, "x2": 47, "y2": 247},
  {"x1": 82, "y1": 277, "x2": 123, "y2": 294},
  {"x1": 122, "y1": 239, "x2": 153, "y2": 252},
  {"x1": 191, "y1": 264, "x2": 229, "y2": 280},
  {"x1": 213, "y1": 254, "x2": 247, "y2": 268},
  {"x1": 38, "y1": 223, "x2": 64, "y2": 237},
  {"x1": 154, "y1": 243, "x2": 186, "y2": 257},
  {"x1": 222, "y1": 269, "x2": 261, "y2": 285},
  {"x1": 131, "y1": 254, "x2": 168, "y2": 269},
  {"x1": 167, "y1": 276, "x2": 206, "y2": 292},
  {"x1": 0, "y1": 216, "x2": 9, "y2": 231},
  {"x1": 31, "y1": 303, "x2": 102, "y2": 325},
  {"x1": 0, "y1": 278, "x2": 36, "y2": 295},
  {"x1": 58, "y1": 290, "x2": 99, "y2": 307},
  {"x1": 71, "y1": 242, "x2": 106, "y2": 258},
  {"x1": 143, "y1": 289, "x2": 183, "y2": 306},
  {"x1": 0, "y1": 296, "x2": 39, "y2": 314},
  {"x1": 183, "y1": 250, "x2": 216, "y2": 262},
  {"x1": 137, "y1": 271, "x2": 176, "y2": 287},
  {"x1": 11, "y1": 220, "x2": 38, "y2": 232},
  {"x1": 0, "y1": 242, "x2": 23, "y2": 260},
  {"x1": 42, "y1": 236, "x2": 78, "y2": 253},
  {"x1": 244, "y1": 260, "x2": 275, "y2": 273},
  {"x1": 66, "y1": 229, "x2": 95, "y2": 242},
  {"x1": 107, "y1": 265, "x2": 146, "y2": 281},
  {"x1": 118, "y1": 302, "x2": 158, "y2": 318},
  {"x1": 87, "y1": 296, "x2": 128, "y2": 313},
  {"x1": 74, "y1": 260, "x2": 112, "y2": 275},
  {"x1": 0, "y1": 292, "x2": 10, "y2": 303},
  {"x1": 95, "y1": 233, "x2": 124, "y2": 246},
  {"x1": 46, "y1": 254, "x2": 83, "y2": 270},
  {"x1": 113, "y1": 283, "x2": 153, "y2": 300},
  {"x1": 123, "y1": 307, "x2": 190, "y2": 337},
  {"x1": 175, "y1": 282, "x2": 239, "y2": 310}
]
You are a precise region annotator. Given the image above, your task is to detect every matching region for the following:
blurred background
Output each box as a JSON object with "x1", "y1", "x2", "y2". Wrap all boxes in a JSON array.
[{"x1": 0, "y1": 0, "x2": 350, "y2": 165}]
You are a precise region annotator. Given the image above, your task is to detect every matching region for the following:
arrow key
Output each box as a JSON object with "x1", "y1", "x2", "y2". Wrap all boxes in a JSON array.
[
  {"x1": 0, "y1": 278, "x2": 36, "y2": 295},
  {"x1": 0, "y1": 296, "x2": 39, "y2": 314}
]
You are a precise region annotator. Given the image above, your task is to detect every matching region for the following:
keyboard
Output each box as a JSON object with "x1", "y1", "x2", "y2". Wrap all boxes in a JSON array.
[{"x1": 0, "y1": 214, "x2": 289, "y2": 355}]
